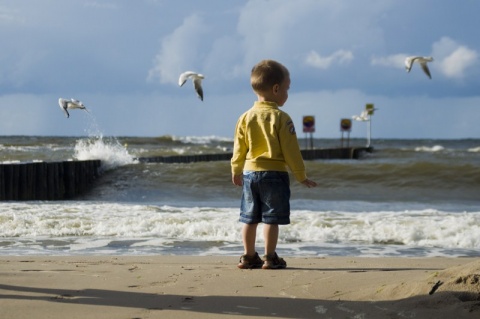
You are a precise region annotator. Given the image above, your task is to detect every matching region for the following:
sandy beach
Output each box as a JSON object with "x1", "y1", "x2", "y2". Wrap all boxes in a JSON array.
[{"x1": 0, "y1": 256, "x2": 478, "y2": 319}]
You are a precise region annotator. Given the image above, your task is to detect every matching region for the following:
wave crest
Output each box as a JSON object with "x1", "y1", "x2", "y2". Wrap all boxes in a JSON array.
[{"x1": 74, "y1": 136, "x2": 136, "y2": 170}]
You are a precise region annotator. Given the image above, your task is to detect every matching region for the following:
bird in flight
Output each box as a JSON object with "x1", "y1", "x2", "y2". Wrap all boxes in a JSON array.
[
  {"x1": 178, "y1": 71, "x2": 205, "y2": 101},
  {"x1": 352, "y1": 110, "x2": 370, "y2": 122},
  {"x1": 405, "y1": 56, "x2": 434, "y2": 79},
  {"x1": 58, "y1": 98, "x2": 89, "y2": 118}
]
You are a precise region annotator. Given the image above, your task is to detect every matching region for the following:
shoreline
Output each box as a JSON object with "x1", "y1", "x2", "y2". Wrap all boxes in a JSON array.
[{"x1": 1, "y1": 256, "x2": 479, "y2": 318}]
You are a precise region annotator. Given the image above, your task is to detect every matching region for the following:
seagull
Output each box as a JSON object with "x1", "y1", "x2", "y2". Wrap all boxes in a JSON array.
[
  {"x1": 405, "y1": 56, "x2": 434, "y2": 79},
  {"x1": 178, "y1": 71, "x2": 204, "y2": 101},
  {"x1": 352, "y1": 110, "x2": 370, "y2": 121},
  {"x1": 58, "y1": 98, "x2": 89, "y2": 118}
]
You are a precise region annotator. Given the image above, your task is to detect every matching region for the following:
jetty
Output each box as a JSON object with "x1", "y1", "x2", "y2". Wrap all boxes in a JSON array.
[
  {"x1": 137, "y1": 147, "x2": 372, "y2": 163},
  {"x1": 0, "y1": 160, "x2": 101, "y2": 201},
  {"x1": 0, "y1": 147, "x2": 372, "y2": 201}
]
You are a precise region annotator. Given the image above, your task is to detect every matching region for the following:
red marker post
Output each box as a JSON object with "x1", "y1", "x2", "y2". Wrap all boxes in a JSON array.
[
  {"x1": 303, "y1": 116, "x2": 315, "y2": 150},
  {"x1": 340, "y1": 118, "x2": 352, "y2": 147}
]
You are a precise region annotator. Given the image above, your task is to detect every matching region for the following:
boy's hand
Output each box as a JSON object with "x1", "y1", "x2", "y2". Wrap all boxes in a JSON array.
[
  {"x1": 232, "y1": 174, "x2": 243, "y2": 186},
  {"x1": 301, "y1": 178, "x2": 317, "y2": 188}
]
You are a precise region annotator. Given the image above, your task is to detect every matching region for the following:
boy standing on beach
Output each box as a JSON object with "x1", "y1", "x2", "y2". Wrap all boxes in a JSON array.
[{"x1": 231, "y1": 59, "x2": 317, "y2": 269}]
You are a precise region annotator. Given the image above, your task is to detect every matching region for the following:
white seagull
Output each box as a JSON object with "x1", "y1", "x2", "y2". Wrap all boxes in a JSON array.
[
  {"x1": 58, "y1": 98, "x2": 89, "y2": 118},
  {"x1": 352, "y1": 110, "x2": 370, "y2": 122},
  {"x1": 405, "y1": 56, "x2": 434, "y2": 79},
  {"x1": 178, "y1": 71, "x2": 204, "y2": 101}
]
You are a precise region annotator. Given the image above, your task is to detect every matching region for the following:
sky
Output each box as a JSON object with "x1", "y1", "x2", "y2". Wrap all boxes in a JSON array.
[{"x1": 0, "y1": 0, "x2": 479, "y2": 139}]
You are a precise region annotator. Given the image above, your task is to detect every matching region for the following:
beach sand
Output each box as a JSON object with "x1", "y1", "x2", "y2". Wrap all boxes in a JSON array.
[{"x1": 0, "y1": 256, "x2": 479, "y2": 319}]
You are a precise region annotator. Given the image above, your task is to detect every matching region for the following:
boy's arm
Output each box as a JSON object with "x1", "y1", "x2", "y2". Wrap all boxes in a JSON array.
[
  {"x1": 231, "y1": 115, "x2": 247, "y2": 184},
  {"x1": 232, "y1": 174, "x2": 243, "y2": 186},
  {"x1": 301, "y1": 178, "x2": 317, "y2": 188},
  {"x1": 279, "y1": 116, "x2": 308, "y2": 183}
]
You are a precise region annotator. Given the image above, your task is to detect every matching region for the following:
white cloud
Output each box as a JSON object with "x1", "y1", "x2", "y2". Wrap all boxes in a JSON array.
[
  {"x1": 370, "y1": 54, "x2": 407, "y2": 69},
  {"x1": 371, "y1": 37, "x2": 479, "y2": 79},
  {"x1": 235, "y1": 0, "x2": 385, "y2": 73},
  {"x1": 441, "y1": 47, "x2": 478, "y2": 78},
  {"x1": 147, "y1": 14, "x2": 209, "y2": 85},
  {"x1": 204, "y1": 35, "x2": 243, "y2": 81},
  {"x1": 236, "y1": 1, "x2": 312, "y2": 71},
  {"x1": 305, "y1": 50, "x2": 354, "y2": 69},
  {"x1": 433, "y1": 37, "x2": 478, "y2": 79}
]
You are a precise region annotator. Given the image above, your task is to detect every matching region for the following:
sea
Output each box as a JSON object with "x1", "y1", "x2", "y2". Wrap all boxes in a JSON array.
[{"x1": 0, "y1": 134, "x2": 479, "y2": 258}]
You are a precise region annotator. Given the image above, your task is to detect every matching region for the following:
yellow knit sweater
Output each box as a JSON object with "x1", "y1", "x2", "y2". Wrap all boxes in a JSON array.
[{"x1": 231, "y1": 101, "x2": 307, "y2": 182}]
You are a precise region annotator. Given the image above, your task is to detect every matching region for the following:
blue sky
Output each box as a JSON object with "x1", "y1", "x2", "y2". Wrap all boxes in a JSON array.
[{"x1": 0, "y1": 0, "x2": 479, "y2": 139}]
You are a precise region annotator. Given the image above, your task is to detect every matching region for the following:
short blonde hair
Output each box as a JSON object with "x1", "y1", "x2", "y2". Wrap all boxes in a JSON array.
[{"x1": 251, "y1": 60, "x2": 289, "y2": 93}]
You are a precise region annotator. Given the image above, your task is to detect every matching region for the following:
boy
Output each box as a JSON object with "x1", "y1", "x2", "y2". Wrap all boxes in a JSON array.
[{"x1": 231, "y1": 59, "x2": 317, "y2": 270}]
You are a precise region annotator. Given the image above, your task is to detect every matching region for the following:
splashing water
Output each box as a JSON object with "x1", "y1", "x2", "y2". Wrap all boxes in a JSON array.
[
  {"x1": 73, "y1": 135, "x2": 136, "y2": 171},
  {"x1": 70, "y1": 108, "x2": 136, "y2": 170}
]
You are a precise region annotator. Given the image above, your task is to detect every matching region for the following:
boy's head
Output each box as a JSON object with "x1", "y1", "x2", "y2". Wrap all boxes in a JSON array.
[
  {"x1": 251, "y1": 60, "x2": 289, "y2": 92},
  {"x1": 251, "y1": 60, "x2": 290, "y2": 106}
]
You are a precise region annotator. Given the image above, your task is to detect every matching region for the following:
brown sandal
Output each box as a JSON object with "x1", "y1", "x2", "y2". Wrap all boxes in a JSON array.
[
  {"x1": 237, "y1": 252, "x2": 263, "y2": 269},
  {"x1": 262, "y1": 252, "x2": 287, "y2": 269}
]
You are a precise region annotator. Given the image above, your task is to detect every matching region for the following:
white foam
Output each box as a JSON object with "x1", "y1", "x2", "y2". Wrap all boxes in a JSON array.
[
  {"x1": 173, "y1": 135, "x2": 233, "y2": 144},
  {"x1": 414, "y1": 145, "x2": 445, "y2": 152},
  {"x1": 1, "y1": 203, "x2": 479, "y2": 257},
  {"x1": 73, "y1": 136, "x2": 136, "y2": 170},
  {"x1": 287, "y1": 210, "x2": 480, "y2": 250}
]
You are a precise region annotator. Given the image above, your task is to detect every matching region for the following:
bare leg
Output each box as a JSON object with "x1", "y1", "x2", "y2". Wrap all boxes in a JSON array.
[
  {"x1": 242, "y1": 223, "x2": 258, "y2": 256},
  {"x1": 263, "y1": 224, "x2": 279, "y2": 256}
]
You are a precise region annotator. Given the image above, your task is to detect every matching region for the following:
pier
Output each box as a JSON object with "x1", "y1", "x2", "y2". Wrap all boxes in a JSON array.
[
  {"x1": 137, "y1": 147, "x2": 373, "y2": 163},
  {"x1": 0, "y1": 147, "x2": 372, "y2": 201}
]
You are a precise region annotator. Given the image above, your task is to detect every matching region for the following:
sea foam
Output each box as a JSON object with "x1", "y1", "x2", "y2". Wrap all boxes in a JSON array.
[
  {"x1": 1, "y1": 203, "x2": 479, "y2": 257},
  {"x1": 414, "y1": 145, "x2": 445, "y2": 152},
  {"x1": 73, "y1": 135, "x2": 136, "y2": 170}
]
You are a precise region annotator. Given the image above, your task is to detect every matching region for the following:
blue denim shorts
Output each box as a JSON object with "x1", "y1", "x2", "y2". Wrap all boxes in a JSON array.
[{"x1": 239, "y1": 171, "x2": 291, "y2": 225}]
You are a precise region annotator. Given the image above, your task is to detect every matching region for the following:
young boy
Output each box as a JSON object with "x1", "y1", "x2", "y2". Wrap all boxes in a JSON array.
[{"x1": 231, "y1": 59, "x2": 317, "y2": 270}]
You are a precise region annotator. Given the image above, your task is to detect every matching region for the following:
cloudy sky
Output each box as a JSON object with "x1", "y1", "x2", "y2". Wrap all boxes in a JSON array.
[{"x1": 0, "y1": 0, "x2": 479, "y2": 139}]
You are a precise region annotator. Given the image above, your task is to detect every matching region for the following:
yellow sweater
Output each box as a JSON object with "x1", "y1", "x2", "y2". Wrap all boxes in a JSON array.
[{"x1": 231, "y1": 101, "x2": 307, "y2": 183}]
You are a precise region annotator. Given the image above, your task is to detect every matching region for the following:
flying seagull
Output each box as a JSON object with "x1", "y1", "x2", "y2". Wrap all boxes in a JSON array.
[
  {"x1": 58, "y1": 98, "x2": 89, "y2": 118},
  {"x1": 178, "y1": 71, "x2": 204, "y2": 101},
  {"x1": 405, "y1": 56, "x2": 434, "y2": 79},
  {"x1": 352, "y1": 110, "x2": 370, "y2": 122}
]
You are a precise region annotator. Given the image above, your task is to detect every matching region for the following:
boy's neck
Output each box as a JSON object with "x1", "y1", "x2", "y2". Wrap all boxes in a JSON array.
[{"x1": 256, "y1": 94, "x2": 276, "y2": 104}]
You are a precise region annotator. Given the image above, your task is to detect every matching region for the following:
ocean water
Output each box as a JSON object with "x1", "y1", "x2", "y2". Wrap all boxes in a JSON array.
[{"x1": 0, "y1": 134, "x2": 479, "y2": 258}]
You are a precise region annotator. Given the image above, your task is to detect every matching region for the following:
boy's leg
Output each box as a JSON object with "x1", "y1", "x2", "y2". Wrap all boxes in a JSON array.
[
  {"x1": 263, "y1": 224, "x2": 278, "y2": 256},
  {"x1": 262, "y1": 223, "x2": 286, "y2": 269},
  {"x1": 242, "y1": 223, "x2": 258, "y2": 256},
  {"x1": 238, "y1": 223, "x2": 263, "y2": 269}
]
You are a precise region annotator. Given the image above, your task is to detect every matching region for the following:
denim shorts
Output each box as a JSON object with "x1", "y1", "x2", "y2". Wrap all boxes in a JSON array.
[{"x1": 239, "y1": 171, "x2": 291, "y2": 225}]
